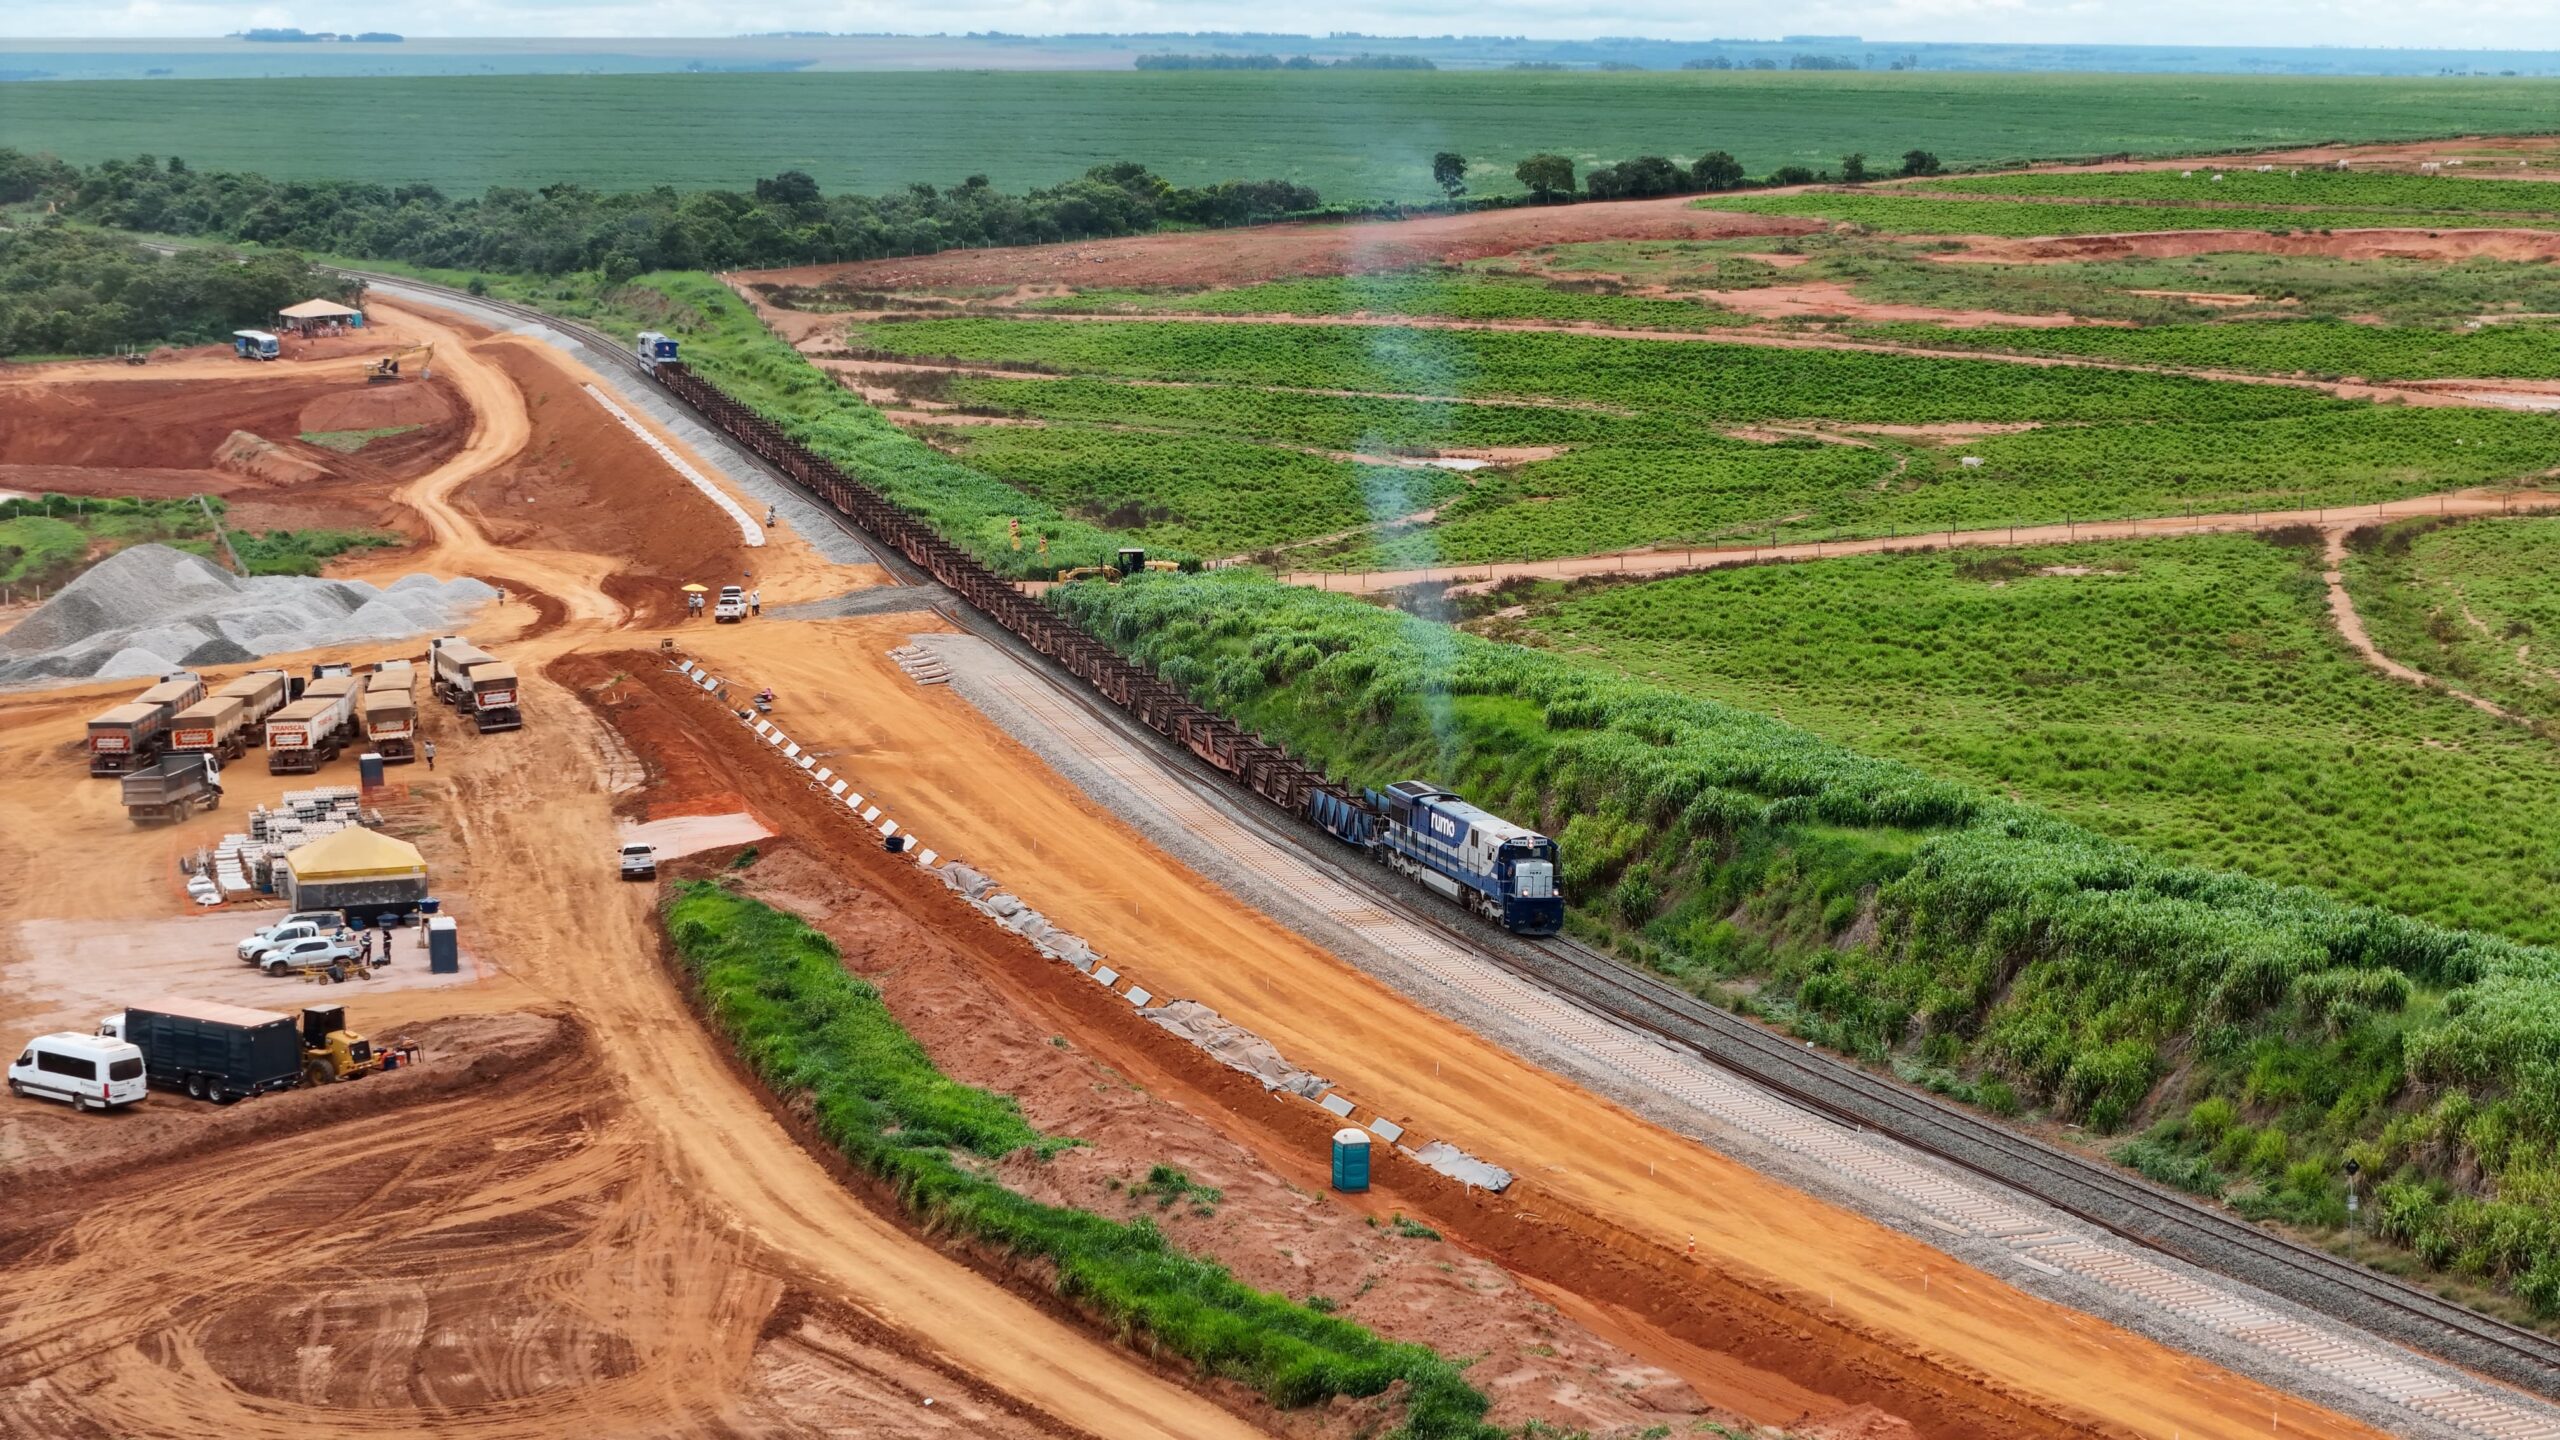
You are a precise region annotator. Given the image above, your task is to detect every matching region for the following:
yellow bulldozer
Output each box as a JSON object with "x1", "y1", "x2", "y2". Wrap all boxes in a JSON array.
[{"x1": 298, "y1": 1002, "x2": 416, "y2": 1084}]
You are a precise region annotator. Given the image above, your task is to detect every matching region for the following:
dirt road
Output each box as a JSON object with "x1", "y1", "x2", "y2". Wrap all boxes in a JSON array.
[
  {"x1": 666, "y1": 615, "x2": 2384, "y2": 1440},
  {"x1": 0, "y1": 310, "x2": 1268, "y2": 1440},
  {"x1": 1276, "y1": 483, "x2": 2560, "y2": 593}
]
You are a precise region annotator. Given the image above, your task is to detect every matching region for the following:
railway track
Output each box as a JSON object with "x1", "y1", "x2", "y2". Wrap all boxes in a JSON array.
[{"x1": 355, "y1": 269, "x2": 2560, "y2": 1424}]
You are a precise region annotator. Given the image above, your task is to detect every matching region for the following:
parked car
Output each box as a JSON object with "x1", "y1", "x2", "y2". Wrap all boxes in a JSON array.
[
  {"x1": 9, "y1": 1032, "x2": 148, "y2": 1111},
  {"x1": 619, "y1": 842, "x2": 658, "y2": 881},
  {"x1": 259, "y1": 934, "x2": 363, "y2": 978},
  {"x1": 713, "y1": 586, "x2": 747, "y2": 623},
  {"x1": 239, "y1": 918, "x2": 339, "y2": 963}
]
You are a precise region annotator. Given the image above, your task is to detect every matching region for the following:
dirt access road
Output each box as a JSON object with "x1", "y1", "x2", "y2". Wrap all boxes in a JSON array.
[
  {"x1": 0, "y1": 308, "x2": 1264, "y2": 1440},
  {"x1": 662, "y1": 615, "x2": 2384, "y2": 1440},
  {"x1": 0, "y1": 291, "x2": 2393, "y2": 1440}
]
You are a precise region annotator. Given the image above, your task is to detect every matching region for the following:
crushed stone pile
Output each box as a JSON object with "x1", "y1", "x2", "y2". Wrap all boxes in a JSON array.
[{"x1": 0, "y1": 544, "x2": 496, "y2": 686}]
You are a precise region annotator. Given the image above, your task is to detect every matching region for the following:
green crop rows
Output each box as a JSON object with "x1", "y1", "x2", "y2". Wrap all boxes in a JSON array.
[
  {"x1": 933, "y1": 422, "x2": 1464, "y2": 557},
  {"x1": 853, "y1": 316, "x2": 2343, "y2": 421},
  {"x1": 16, "y1": 69, "x2": 2560, "y2": 201},
  {"x1": 1041, "y1": 274, "x2": 1737, "y2": 329},
  {"x1": 1693, "y1": 192, "x2": 2560, "y2": 237},
  {"x1": 1926, "y1": 168, "x2": 2560, "y2": 214},
  {"x1": 2344, "y1": 515, "x2": 2560, "y2": 722},
  {"x1": 867, "y1": 319, "x2": 2556, "y2": 563},
  {"x1": 1856, "y1": 317, "x2": 2560, "y2": 381}
]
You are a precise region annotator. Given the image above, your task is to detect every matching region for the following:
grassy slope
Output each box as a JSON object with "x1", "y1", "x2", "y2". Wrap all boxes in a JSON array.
[
  {"x1": 1056, "y1": 566, "x2": 2560, "y2": 1317},
  {"x1": 2343, "y1": 515, "x2": 2560, "y2": 722},
  {"x1": 15, "y1": 70, "x2": 2560, "y2": 201},
  {"x1": 663, "y1": 880, "x2": 1496, "y2": 1437}
]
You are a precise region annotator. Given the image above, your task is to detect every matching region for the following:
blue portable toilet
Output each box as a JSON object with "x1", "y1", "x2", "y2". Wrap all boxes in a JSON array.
[
  {"x1": 357, "y1": 751, "x2": 386, "y2": 788},
  {"x1": 1331, "y1": 1128, "x2": 1371, "y2": 1193},
  {"x1": 427, "y1": 916, "x2": 459, "y2": 974}
]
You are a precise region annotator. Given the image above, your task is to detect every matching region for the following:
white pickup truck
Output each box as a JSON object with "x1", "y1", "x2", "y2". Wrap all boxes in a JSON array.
[
  {"x1": 619, "y1": 842, "x2": 658, "y2": 881},
  {"x1": 713, "y1": 586, "x2": 747, "y2": 623}
]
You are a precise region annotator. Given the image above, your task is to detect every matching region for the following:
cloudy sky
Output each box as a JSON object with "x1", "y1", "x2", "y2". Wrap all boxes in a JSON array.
[{"x1": 8, "y1": 0, "x2": 2557, "y2": 49}]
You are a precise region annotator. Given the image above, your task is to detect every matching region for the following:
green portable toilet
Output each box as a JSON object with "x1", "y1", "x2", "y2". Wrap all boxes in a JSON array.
[{"x1": 1330, "y1": 1127, "x2": 1371, "y2": 1193}]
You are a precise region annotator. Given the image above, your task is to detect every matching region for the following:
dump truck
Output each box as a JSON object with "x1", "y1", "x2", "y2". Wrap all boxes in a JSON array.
[
  {"x1": 104, "y1": 997, "x2": 301, "y2": 1102},
  {"x1": 85, "y1": 702, "x2": 167, "y2": 776},
  {"x1": 265, "y1": 690, "x2": 357, "y2": 774},
  {"x1": 167, "y1": 695, "x2": 248, "y2": 760},
  {"x1": 356, "y1": 686, "x2": 418, "y2": 761},
  {"x1": 214, "y1": 669, "x2": 291, "y2": 742},
  {"x1": 120, "y1": 753, "x2": 222, "y2": 824},
  {"x1": 430, "y1": 636, "x2": 522, "y2": 733}
]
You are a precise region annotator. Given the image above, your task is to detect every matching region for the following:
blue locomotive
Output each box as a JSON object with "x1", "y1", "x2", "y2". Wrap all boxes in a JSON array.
[{"x1": 1308, "y1": 780, "x2": 1563, "y2": 935}]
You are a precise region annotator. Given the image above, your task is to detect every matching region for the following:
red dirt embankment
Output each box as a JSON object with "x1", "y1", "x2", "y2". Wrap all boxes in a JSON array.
[
  {"x1": 742, "y1": 194, "x2": 1819, "y2": 292},
  {"x1": 582, "y1": 644, "x2": 2193, "y2": 1440}
]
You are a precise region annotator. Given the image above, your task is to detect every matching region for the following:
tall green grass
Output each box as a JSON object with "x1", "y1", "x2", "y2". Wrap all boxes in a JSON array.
[
  {"x1": 662, "y1": 881, "x2": 1498, "y2": 1436},
  {"x1": 1054, "y1": 570, "x2": 2560, "y2": 1314}
]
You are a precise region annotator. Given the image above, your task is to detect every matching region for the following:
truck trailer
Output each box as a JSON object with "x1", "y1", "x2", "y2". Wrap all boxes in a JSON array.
[
  {"x1": 167, "y1": 695, "x2": 248, "y2": 760},
  {"x1": 120, "y1": 753, "x2": 222, "y2": 824},
  {"x1": 85, "y1": 702, "x2": 167, "y2": 776},
  {"x1": 430, "y1": 636, "x2": 522, "y2": 733},
  {"x1": 133, "y1": 672, "x2": 206, "y2": 721},
  {"x1": 214, "y1": 669, "x2": 292, "y2": 742},
  {"x1": 356, "y1": 686, "x2": 418, "y2": 761},
  {"x1": 265, "y1": 690, "x2": 357, "y2": 774},
  {"x1": 106, "y1": 997, "x2": 301, "y2": 1102}
]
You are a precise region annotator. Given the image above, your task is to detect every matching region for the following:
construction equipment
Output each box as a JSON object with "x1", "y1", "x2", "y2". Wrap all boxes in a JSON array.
[
  {"x1": 299, "y1": 1004, "x2": 388, "y2": 1083},
  {"x1": 365, "y1": 342, "x2": 434, "y2": 384},
  {"x1": 429, "y1": 636, "x2": 522, "y2": 732},
  {"x1": 121, "y1": 753, "x2": 223, "y2": 825}
]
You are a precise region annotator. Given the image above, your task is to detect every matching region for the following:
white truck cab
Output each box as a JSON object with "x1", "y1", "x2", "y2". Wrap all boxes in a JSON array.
[{"x1": 9, "y1": 1032, "x2": 147, "y2": 1111}]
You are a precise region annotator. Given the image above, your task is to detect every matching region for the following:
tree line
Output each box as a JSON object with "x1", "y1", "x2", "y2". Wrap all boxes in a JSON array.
[
  {"x1": 1134, "y1": 52, "x2": 1435, "y2": 69},
  {"x1": 1430, "y1": 146, "x2": 1944, "y2": 202},
  {"x1": 0, "y1": 222, "x2": 358, "y2": 358},
  {"x1": 0, "y1": 148, "x2": 1321, "y2": 280}
]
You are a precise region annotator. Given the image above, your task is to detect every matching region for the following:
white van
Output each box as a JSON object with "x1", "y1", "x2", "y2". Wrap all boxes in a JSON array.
[{"x1": 8, "y1": 1032, "x2": 147, "y2": 1111}]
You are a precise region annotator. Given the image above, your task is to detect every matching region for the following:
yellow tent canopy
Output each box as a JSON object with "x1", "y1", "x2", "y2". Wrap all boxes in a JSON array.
[
  {"x1": 285, "y1": 826, "x2": 426, "y2": 881},
  {"x1": 278, "y1": 299, "x2": 361, "y2": 321}
]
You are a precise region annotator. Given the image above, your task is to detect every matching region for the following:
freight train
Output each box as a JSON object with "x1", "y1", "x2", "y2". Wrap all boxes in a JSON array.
[
  {"x1": 1308, "y1": 781, "x2": 1563, "y2": 935},
  {"x1": 643, "y1": 360, "x2": 1570, "y2": 937}
]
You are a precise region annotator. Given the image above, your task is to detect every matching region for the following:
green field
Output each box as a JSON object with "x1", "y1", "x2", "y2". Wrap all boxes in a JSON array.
[
  {"x1": 1526, "y1": 535, "x2": 2560, "y2": 942},
  {"x1": 13, "y1": 70, "x2": 2560, "y2": 202},
  {"x1": 1693, "y1": 191, "x2": 2560, "y2": 236},
  {"x1": 854, "y1": 316, "x2": 2557, "y2": 561},
  {"x1": 2344, "y1": 515, "x2": 2560, "y2": 721},
  {"x1": 1924, "y1": 167, "x2": 2560, "y2": 213}
]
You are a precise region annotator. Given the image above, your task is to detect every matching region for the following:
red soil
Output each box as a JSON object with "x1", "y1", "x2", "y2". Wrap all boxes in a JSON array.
[{"x1": 739, "y1": 195, "x2": 1818, "y2": 293}]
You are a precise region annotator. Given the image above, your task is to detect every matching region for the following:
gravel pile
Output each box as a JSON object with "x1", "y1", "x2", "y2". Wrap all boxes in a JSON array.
[{"x1": 0, "y1": 544, "x2": 496, "y2": 686}]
